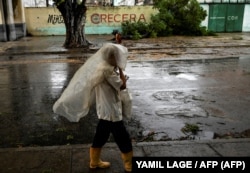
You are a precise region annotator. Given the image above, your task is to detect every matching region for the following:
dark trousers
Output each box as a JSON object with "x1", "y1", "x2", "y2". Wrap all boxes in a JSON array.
[{"x1": 92, "y1": 119, "x2": 133, "y2": 153}]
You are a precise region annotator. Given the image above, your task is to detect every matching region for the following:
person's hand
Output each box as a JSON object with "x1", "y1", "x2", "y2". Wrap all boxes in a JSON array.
[
  {"x1": 119, "y1": 68, "x2": 126, "y2": 90},
  {"x1": 125, "y1": 75, "x2": 129, "y2": 81}
]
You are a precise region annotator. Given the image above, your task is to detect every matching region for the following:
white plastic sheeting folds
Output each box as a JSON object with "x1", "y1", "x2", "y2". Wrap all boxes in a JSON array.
[{"x1": 53, "y1": 43, "x2": 128, "y2": 122}]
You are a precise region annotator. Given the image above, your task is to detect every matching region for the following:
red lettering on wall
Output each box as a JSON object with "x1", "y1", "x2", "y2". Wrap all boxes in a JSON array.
[
  {"x1": 138, "y1": 14, "x2": 146, "y2": 22},
  {"x1": 108, "y1": 14, "x2": 113, "y2": 23},
  {"x1": 114, "y1": 14, "x2": 121, "y2": 22},
  {"x1": 91, "y1": 13, "x2": 100, "y2": 24},
  {"x1": 122, "y1": 14, "x2": 129, "y2": 21},
  {"x1": 101, "y1": 14, "x2": 107, "y2": 22},
  {"x1": 130, "y1": 14, "x2": 136, "y2": 22},
  {"x1": 90, "y1": 13, "x2": 147, "y2": 24}
]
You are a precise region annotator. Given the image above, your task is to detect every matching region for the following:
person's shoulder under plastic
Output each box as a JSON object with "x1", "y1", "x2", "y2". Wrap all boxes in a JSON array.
[{"x1": 52, "y1": 43, "x2": 129, "y2": 122}]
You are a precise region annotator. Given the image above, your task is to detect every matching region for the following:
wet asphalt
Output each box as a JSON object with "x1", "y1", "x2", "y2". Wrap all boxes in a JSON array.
[
  {"x1": 0, "y1": 34, "x2": 250, "y2": 172},
  {"x1": 0, "y1": 34, "x2": 250, "y2": 147}
]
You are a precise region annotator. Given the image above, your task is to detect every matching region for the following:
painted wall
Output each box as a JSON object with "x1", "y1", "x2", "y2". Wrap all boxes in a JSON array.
[
  {"x1": 0, "y1": 0, "x2": 26, "y2": 41},
  {"x1": 0, "y1": 0, "x2": 7, "y2": 41},
  {"x1": 25, "y1": 6, "x2": 158, "y2": 36},
  {"x1": 0, "y1": 5, "x2": 3, "y2": 24},
  {"x1": 243, "y1": 4, "x2": 250, "y2": 32},
  {"x1": 14, "y1": 0, "x2": 26, "y2": 38},
  {"x1": 200, "y1": 4, "x2": 209, "y2": 27},
  {"x1": 25, "y1": 4, "x2": 250, "y2": 36}
]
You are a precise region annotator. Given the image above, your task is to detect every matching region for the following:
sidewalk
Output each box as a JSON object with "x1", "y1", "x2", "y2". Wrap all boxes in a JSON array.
[
  {"x1": 0, "y1": 138, "x2": 250, "y2": 173},
  {"x1": 1, "y1": 33, "x2": 250, "y2": 58},
  {"x1": 0, "y1": 34, "x2": 250, "y2": 173}
]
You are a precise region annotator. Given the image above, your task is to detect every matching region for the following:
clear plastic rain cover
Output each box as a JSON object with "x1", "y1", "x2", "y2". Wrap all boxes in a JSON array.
[{"x1": 53, "y1": 43, "x2": 128, "y2": 122}]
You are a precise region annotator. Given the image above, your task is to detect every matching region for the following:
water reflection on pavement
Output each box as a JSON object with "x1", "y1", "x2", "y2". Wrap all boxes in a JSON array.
[{"x1": 1, "y1": 54, "x2": 250, "y2": 148}]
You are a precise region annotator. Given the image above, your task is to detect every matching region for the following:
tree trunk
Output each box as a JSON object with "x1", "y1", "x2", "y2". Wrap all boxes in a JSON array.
[{"x1": 57, "y1": 0, "x2": 90, "y2": 48}]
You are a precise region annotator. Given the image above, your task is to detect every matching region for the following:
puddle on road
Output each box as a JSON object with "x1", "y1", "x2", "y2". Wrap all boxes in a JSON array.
[
  {"x1": 155, "y1": 106, "x2": 208, "y2": 118},
  {"x1": 149, "y1": 90, "x2": 211, "y2": 141},
  {"x1": 176, "y1": 73, "x2": 198, "y2": 80},
  {"x1": 153, "y1": 91, "x2": 208, "y2": 118}
]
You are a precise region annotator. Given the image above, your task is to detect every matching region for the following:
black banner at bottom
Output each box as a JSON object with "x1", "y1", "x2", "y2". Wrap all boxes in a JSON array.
[{"x1": 132, "y1": 157, "x2": 250, "y2": 172}]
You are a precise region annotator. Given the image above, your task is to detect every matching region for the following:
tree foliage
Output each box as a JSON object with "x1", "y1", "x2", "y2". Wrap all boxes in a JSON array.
[
  {"x1": 121, "y1": 0, "x2": 213, "y2": 39},
  {"x1": 151, "y1": 0, "x2": 208, "y2": 36},
  {"x1": 121, "y1": 21, "x2": 151, "y2": 40},
  {"x1": 53, "y1": 0, "x2": 90, "y2": 48}
]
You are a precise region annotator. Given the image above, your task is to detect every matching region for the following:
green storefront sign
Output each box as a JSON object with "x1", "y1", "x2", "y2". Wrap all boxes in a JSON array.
[{"x1": 208, "y1": 4, "x2": 245, "y2": 32}]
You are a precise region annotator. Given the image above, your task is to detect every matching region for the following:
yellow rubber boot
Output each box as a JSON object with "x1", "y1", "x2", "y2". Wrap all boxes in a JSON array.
[
  {"x1": 121, "y1": 151, "x2": 133, "y2": 172},
  {"x1": 89, "y1": 147, "x2": 111, "y2": 169}
]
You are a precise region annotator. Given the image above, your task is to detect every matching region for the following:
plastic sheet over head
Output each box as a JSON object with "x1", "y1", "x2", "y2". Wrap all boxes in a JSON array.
[
  {"x1": 100, "y1": 43, "x2": 128, "y2": 70},
  {"x1": 52, "y1": 43, "x2": 129, "y2": 122}
]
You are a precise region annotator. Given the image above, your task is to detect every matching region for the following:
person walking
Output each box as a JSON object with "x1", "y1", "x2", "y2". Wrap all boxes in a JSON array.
[
  {"x1": 89, "y1": 44, "x2": 133, "y2": 172},
  {"x1": 53, "y1": 43, "x2": 133, "y2": 172}
]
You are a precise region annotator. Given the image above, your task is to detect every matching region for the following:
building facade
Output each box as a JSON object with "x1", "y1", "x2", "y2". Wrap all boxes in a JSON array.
[{"x1": 0, "y1": 0, "x2": 26, "y2": 41}]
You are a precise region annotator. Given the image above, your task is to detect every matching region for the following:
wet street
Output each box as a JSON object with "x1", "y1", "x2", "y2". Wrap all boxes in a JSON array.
[
  {"x1": 127, "y1": 57, "x2": 250, "y2": 141},
  {"x1": 0, "y1": 34, "x2": 250, "y2": 148}
]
